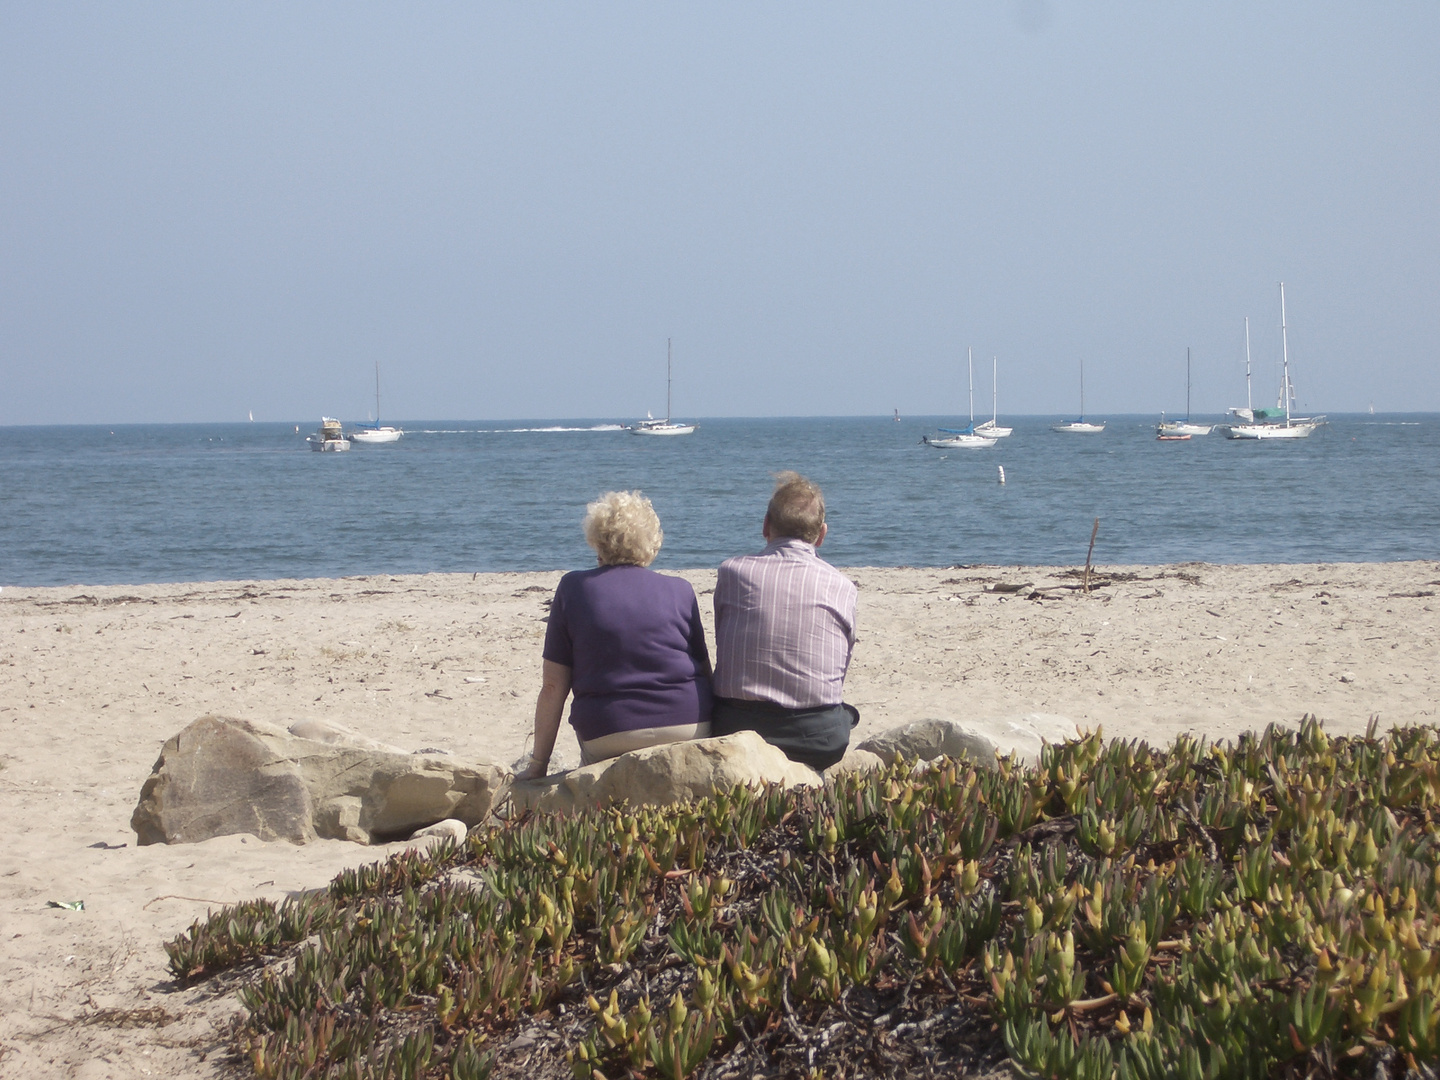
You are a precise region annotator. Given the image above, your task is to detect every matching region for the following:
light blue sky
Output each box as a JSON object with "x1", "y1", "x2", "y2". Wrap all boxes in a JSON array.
[{"x1": 2, "y1": 3, "x2": 1436, "y2": 424}]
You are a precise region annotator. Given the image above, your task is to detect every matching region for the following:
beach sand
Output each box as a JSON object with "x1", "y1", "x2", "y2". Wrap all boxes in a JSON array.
[{"x1": 2, "y1": 561, "x2": 1437, "y2": 1077}]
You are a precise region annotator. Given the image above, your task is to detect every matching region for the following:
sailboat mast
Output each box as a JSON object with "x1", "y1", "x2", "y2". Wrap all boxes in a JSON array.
[
  {"x1": 1244, "y1": 317, "x2": 1253, "y2": 413},
  {"x1": 666, "y1": 338, "x2": 673, "y2": 422},
  {"x1": 1279, "y1": 282, "x2": 1292, "y2": 424},
  {"x1": 967, "y1": 347, "x2": 975, "y2": 426},
  {"x1": 374, "y1": 360, "x2": 381, "y2": 424},
  {"x1": 1080, "y1": 359, "x2": 1085, "y2": 420},
  {"x1": 1185, "y1": 347, "x2": 1191, "y2": 421},
  {"x1": 992, "y1": 356, "x2": 998, "y2": 425}
]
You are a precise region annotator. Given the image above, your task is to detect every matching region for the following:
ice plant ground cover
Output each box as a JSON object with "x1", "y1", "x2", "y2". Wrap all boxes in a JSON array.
[{"x1": 167, "y1": 719, "x2": 1440, "y2": 1079}]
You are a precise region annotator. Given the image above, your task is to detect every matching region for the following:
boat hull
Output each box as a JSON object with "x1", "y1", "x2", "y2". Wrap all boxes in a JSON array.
[
  {"x1": 973, "y1": 422, "x2": 1012, "y2": 438},
  {"x1": 1051, "y1": 422, "x2": 1105, "y2": 433},
  {"x1": 1218, "y1": 422, "x2": 1317, "y2": 440},
  {"x1": 924, "y1": 434, "x2": 997, "y2": 449},
  {"x1": 350, "y1": 427, "x2": 403, "y2": 444},
  {"x1": 630, "y1": 423, "x2": 696, "y2": 436}
]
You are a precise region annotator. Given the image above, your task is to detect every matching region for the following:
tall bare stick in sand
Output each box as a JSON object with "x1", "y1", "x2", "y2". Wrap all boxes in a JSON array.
[{"x1": 1084, "y1": 518, "x2": 1100, "y2": 594}]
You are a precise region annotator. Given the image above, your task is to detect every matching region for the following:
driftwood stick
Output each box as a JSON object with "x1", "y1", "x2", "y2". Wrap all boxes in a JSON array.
[{"x1": 1083, "y1": 518, "x2": 1100, "y2": 594}]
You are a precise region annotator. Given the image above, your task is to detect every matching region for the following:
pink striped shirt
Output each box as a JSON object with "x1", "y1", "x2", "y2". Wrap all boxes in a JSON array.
[{"x1": 713, "y1": 538, "x2": 858, "y2": 709}]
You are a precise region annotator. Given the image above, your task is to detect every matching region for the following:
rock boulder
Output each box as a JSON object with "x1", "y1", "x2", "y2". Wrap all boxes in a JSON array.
[
  {"x1": 131, "y1": 714, "x2": 508, "y2": 845},
  {"x1": 510, "y1": 731, "x2": 821, "y2": 815},
  {"x1": 857, "y1": 714, "x2": 1080, "y2": 770}
]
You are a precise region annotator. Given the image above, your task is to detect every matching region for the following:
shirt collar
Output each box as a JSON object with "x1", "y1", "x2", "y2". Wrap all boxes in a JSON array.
[{"x1": 762, "y1": 537, "x2": 817, "y2": 557}]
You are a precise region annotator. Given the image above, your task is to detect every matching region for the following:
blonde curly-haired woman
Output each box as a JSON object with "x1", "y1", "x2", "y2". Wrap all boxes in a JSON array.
[{"x1": 517, "y1": 491, "x2": 712, "y2": 779}]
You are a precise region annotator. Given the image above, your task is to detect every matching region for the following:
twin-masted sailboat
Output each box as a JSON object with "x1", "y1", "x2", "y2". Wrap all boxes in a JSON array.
[{"x1": 1216, "y1": 283, "x2": 1325, "y2": 440}]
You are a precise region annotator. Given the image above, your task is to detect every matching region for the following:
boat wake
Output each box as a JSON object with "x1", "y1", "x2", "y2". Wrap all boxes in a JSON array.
[{"x1": 413, "y1": 425, "x2": 627, "y2": 434}]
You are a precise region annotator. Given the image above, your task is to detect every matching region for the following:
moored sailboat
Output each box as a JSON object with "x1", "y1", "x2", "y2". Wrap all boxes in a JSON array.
[
  {"x1": 924, "y1": 347, "x2": 998, "y2": 449},
  {"x1": 1052, "y1": 360, "x2": 1105, "y2": 433},
  {"x1": 349, "y1": 362, "x2": 403, "y2": 444},
  {"x1": 1217, "y1": 285, "x2": 1325, "y2": 440},
  {"x1": 631, "y1": 339, "x2": 696, "y2": 436},
  {"x1": 1157, "y1": 348, "x2": 1211, "y2": 438},
  {"x1": 973, "y1": 355, "x2": 1012, "y2": 438}
]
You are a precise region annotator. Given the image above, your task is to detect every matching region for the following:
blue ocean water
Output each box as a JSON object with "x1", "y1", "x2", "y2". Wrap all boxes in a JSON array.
[{"x1": 1, "y1": 416, "x2": 1436, "y2": 587}]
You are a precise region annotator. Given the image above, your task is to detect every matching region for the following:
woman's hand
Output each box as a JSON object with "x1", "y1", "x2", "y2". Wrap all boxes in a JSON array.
[{"x1": 516, "y1": 754, "x2": 549, "y2": 781}]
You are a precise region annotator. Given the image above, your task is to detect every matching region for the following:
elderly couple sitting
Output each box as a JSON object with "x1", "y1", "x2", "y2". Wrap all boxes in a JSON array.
[{"x1": 517, "y1": 472, "x2": 858, "y2": 780}]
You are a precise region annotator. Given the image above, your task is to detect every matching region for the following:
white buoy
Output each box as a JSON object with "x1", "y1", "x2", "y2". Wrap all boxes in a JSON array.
[{"x1": 998, "y1": 465, "x2": 1006, "y2": 485}]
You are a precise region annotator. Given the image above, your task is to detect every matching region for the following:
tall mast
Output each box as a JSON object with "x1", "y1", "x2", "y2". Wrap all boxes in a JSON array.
[
  {"x1": 992, "y1": 355, "x2": 998, "y2": 424},
  {"x1": 1080, "y1": 359, "x2": 1085, "y2": 420},
  {"x1": 1185, "y1": 347, "x2": 1191, "y2": 421},
  {"x1": 1244, "y1": 317, "x2": 1253, "y2": 413},
  {"x1": 1279, "y1": 282, "x2": 1291, "y2": 424},
  {"x1": 967, "y1": 347, "x2": 975, "y2": 426},
  {"x1": 666, "y1": 338, "x2": 673, "y2": 421},
  {"x1": 374, "y1": 360, "x2": 381, "y2": 423}
]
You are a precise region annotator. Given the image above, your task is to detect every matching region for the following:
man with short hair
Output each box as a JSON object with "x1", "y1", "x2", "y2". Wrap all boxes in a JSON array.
[{"x1": 710, "y1": 472, "x2": 858, "y2": 770}]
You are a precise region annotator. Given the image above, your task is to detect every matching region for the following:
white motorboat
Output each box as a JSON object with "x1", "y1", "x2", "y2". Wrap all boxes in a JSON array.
[
  {"x1": 925, "y1": 347, "x2": 999, "y2": 449},
  {"x1": 1217, "y1": 286, "x2": 1325, "y2": 440},
  {"x1": 307, "y1": 417, "x2": 351, "y2": 452},
  {"x1": 631, "y1": 339, "x2": 696, "y2": 436},
  {"x1": 973, "y1": 355, "x2": 1012, "y2": 437},
  {"x1": 1052, "y1": 360, "x2": 1105, "y2": 433},
  {"x1": 1157, "y1": 348, "x2": 1212, "y2": 437},
  {"x1": 349, "y1": 362, "x2": 403, "y2": 444}
]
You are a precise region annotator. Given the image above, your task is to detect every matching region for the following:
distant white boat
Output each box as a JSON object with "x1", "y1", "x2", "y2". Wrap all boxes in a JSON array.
[
  {"x1": 1157, "y1": 348, "x2": 1211, "y2": 438},
  {"x1": 631, "y1": 339, "x2": 696, "y2": 436},
  {"x1": 307, "y1": 417, "x2": 351, "y2": 452},
  {"x1": 1052, "y1": 359, "x2": 1105, "y2": 433},
  {"x1": 973, "y1": 355, "x2": 1012, "y2": 438},
  {"x1": 349, "y1": 362, "x2": 403, "y2": 444},
  {"x1": 1217, "y1": 286, "x2": 1325, "y2": 440},
  {"x1": 924, "y1": 347, "x2": 998, "y2": 448}
]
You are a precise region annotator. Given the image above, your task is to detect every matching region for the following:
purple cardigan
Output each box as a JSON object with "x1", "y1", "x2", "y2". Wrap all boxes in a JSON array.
[{"x1": 542, "y1": 564, "x2": 713, "y2": 742}]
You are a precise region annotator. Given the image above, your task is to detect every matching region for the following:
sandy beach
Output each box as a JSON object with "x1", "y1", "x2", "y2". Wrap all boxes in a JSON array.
[{"x1": 2, "y1": 560, "x2": 1437, "y2": 1078}]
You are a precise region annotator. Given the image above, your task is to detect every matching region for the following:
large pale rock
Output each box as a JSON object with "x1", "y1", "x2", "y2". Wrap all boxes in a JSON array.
[
  {"x1": 825, "y1": 748, "x2": 887, "y2": 777},
  {"x1": 286, "y1": 717, "x2": 408, "y2": 755},
  {"x1": 132, "y1": 714, "x2": 508, "y2": 846},
  {"x1": 858, "y1": 720, "x2": 1000, "y2": 769},
  {"x1": 510, "y1": 731, "x2": 821, "y2": 815},
  {"x1": 857, "y1": 715, "x2": 1081, "y2": 769}
]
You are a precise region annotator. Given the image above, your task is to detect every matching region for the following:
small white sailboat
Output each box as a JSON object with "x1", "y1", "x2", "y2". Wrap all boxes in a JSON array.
[
  {"x1": 1217, "y1": 285, "x2": 1325, "y2": 440},
  {"x1": 631, "y1": 339, "x2": 696, "y2": 436},
  {"x1": 1157, "y1": 348, "x2": 1211, "y2": 438},
  {"x1": 349, "y1": 362, "x2": 403, "y2": 444},
  {"x1": 307, "y1": 417, "x2": 351, "y2": 452},
  {"x1": 924, "y1": 348, "x2": 998, "y2": 449},
  {"x1": 973, "y1": 355, "x2": 1012, "y2": 438},
  {"x1": 1052, "y1": 360, "x2": 1105, "y2": 433}
]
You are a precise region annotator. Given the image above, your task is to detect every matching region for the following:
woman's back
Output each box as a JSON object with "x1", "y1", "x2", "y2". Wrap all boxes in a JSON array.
[{"x1": 544, "y1": 564, "x2": 711, "y2": 742}]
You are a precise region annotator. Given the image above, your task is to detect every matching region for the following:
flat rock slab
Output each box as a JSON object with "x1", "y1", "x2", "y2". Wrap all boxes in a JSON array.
[
  {"x1": 510, "y1": 730, "x2": 821, "y2": 815},
  {"x1": 857, "y1": 714, "x2": 1080, "y2": 769},
  {"x1": 131, "y1": 714, "x2": 508, "y2": 845}
]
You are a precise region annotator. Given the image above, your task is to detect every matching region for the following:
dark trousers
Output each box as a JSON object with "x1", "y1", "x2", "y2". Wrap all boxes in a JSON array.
[{"x1": 710, "y1": 697, "x2": 858, "y2": 771}]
